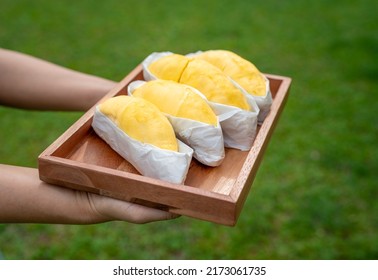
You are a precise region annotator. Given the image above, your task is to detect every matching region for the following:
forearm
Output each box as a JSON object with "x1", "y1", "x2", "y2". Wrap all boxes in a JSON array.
[
  {"x1": 0, "y1": 48, "x2": 116, "y2": 111},
  {"x1": 0, "y1": 164, "x2": 105, "y2": 224},
  {"x1": 0, "y1": 164, "x2": 178, "y2": 224}
]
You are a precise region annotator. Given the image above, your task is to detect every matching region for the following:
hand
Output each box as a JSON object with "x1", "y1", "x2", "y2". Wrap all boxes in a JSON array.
[{"x1": 78, "y1": 192, "x2": 180, "y2": 224}]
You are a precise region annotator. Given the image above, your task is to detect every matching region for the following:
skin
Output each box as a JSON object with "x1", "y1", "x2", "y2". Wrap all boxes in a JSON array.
[{"x1": 0, "y1": 48, "x2": 178, "y2": 224}]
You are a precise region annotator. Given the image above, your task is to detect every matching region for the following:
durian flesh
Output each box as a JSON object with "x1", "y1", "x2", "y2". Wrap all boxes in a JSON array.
[
  {"x1": 148, "y1": 54, "x2": 250, "y2": 110},
  {"x1": 99, "y1": 95, "x2": 178, "y2": 151},
  {"x1": 195, "y1": 50, "x2": 267, "y2": 97},
  {"x1": 132, "y1": 80, "x2": 218, "y2": 127}
]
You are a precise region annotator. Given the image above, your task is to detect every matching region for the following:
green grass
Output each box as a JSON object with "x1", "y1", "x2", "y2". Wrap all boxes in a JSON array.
[{"x1": 1, "y1": 0, "x2": 377, "y2": 259}]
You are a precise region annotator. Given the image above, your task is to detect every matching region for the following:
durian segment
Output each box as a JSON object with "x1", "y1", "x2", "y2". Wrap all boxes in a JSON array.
[
  {"x1": 148, "y1": 54, "x2": 250, "y2": 111},
  {"x1": 195, "y1": 50, "x2": 267, "y2": 97},
  {"x1": 132, "y1": 80, "x2": 218, "y2": 127},
  {"x1": 180, "y1": 59, "x2": 250, "y2": 111},
  {"x1": 99, "y1": 95, "x2": 178, "y2": 151},
  {"x1": 148, "y1": 54, "x2": 189, "y2": 82}
]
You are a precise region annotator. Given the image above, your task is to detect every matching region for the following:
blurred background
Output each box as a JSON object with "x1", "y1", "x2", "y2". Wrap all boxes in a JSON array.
[{"x1": 0, "y1": 0, "x2": 377, "y2": 259}]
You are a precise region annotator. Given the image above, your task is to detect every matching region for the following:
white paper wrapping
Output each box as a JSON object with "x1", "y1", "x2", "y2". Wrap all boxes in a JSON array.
[
  {"x1": 252, "y1": 77, "x2": 272, "y2": 124},
  {"x1": 92, "y1": 107, "x2": 193, "y2": 184},
  {"x1": 142, "y1": 52, "x2": 259, "y2": 151},
  {"x1": 187, "y1": 50, "x2": 272, "y2": 124},
  {"x1": 209, "y1": 101, "x2": 258, "y2": 151},
  {"x1": 128, "y1": 80, "x2": 225, "y2": 166}
]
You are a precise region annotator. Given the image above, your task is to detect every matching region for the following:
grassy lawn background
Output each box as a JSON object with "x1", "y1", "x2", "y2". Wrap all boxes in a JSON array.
[{"x1": 0, "y1": 0, "x2": 377, "y2": 259}]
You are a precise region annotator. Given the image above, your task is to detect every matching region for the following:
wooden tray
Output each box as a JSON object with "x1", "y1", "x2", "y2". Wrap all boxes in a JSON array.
[{"x1": 38, "y1": 64, "x2": 291, "y2": 226}]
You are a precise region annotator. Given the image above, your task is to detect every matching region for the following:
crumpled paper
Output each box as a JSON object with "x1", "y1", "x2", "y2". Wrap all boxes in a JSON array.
[
  {"x1": 142, "y1": 52, "x2": 259, "y2": 151},
  {"x1": 92, "y1": 107, "x2": 193, "y2": 184},
  {"x1": 188, "y1": 50, "x2": 272, "y2": 124},
  {"x1": 251, "y1": 76, "x2": 272, "y2": 124},
  {"x1": 128, "y1": 80, "x2": 225, "y2": 166}
]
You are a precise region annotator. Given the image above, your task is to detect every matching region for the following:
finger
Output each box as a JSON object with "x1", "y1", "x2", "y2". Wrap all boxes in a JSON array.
[
  {"x1": 121, "y1": 201, "x2": 180, "y2": 224},
  {"x1": 88, "y1": 193, "x2": 180, "y2": 224}
]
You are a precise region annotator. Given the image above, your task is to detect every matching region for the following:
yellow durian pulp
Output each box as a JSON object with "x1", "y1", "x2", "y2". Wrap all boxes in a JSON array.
[
  {"x1": 132, "y1": 80, "x2": 218, "y2": 127},
  {"x1": 196, "y1": 50, "x2": 267, "y2": 97},
  {"x1": 99, "y1": 95, "x2": 178, "y2": 151},
  {"x1": 148, "y1": 54, "x2": 250, "y2": 110},
  {"x1": 181, "y1": 59, "x2": 250, "y2": 110},
  {"x1": 149, "y1": 54, "x2": 189, "y2": 81}
]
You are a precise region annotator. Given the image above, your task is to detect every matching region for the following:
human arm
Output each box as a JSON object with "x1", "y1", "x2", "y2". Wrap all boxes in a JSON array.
[
  {"x1": 0, "y1": 49, "x2": 178, "y2": 224},
  {"x1": 0, "y1": 164, "x2": 177, "y2": 224},
  {"x1": 0, "y1": 48, "x2": 116, "y2": 111}
]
